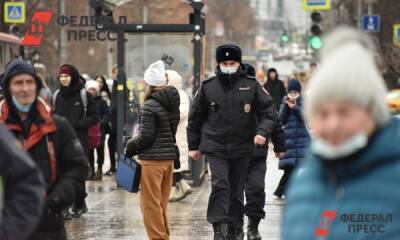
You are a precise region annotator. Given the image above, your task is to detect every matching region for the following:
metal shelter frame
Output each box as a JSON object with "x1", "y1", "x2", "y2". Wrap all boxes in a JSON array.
[{"x1": 90, "y1": 0, "x2": 206, "y2": 186}]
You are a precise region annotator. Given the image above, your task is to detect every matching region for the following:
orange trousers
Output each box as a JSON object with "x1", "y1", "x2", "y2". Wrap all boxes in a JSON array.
[{"x1": 140, "y1": 160, "x2": 174, "y2": 240}]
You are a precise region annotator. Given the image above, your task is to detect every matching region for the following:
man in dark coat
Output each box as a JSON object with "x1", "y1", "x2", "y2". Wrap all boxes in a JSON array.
[
  {"x1": 0, "y1": 123, "x2": 45, "y2": 240},
  {"x1": 263, "y1": 68, "x2": 287, "y2": 110},
  {"x1": 0, "y1": 59, "x2": 88, "y2": 240},
  {"x1": 53, "y1": 64, "x2": 99, "y2": 218},
  {"x1": 107, "y1": 65, "x2": 118, "y2": 175},
  {"x1": 108, "y1": 66, "x2": 141, "y2": 175},
  {"x1": 187, "y1": 44, "x2": 277, "y2": 240},
  {"x1": 242, "y1": 63, "x2": 286, "y2": 240}
]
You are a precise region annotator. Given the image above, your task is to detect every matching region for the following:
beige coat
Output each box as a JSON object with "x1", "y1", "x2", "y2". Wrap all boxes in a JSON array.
[{"x1": 166, "y1": 70, "x2": 190, "y2": 171}]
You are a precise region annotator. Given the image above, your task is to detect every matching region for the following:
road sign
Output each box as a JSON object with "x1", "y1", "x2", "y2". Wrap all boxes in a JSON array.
[
  {"x1": 362, "y1": 15, "x2": 380, "y2": 32},
  {"x1": 394, "y1": 24, "x2": 400, "y2": 47},
  {"x1": 303, "y1": 0, "x2": 331, "y2": 11},
  {"x1": 4, "y1": 2, "x2": 25, "y2": 24}
]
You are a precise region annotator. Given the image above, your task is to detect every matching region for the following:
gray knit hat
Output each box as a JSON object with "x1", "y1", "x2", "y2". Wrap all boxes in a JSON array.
[{"x1": 304, "y1": 26, "x2": 390, "y2": 127}]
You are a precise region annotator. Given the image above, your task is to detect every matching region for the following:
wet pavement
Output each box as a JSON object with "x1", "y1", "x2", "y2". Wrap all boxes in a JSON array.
[{"x1": 66, "y1": 147, "x2": 285, "y2": 239}]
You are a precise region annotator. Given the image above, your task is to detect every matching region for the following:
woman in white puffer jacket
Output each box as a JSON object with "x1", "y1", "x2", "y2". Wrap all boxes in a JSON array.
[{"x1": 166, "y1": 70, "x2": 193, "y2": 201}]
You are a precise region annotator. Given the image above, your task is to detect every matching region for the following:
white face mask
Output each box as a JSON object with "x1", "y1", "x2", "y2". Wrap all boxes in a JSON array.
[
  {"x1": 311, "y1": 133, "x2": 368, "y2": 160},
  {"x1": 288, "y1": 92, "x2": 300, "y2": 99},
  {"x1": 220, "y1": 66, "x2": 238, "y2": 75}
]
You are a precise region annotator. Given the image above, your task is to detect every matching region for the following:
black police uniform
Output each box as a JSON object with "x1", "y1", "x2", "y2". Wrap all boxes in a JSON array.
[
  {"x1": 187, "y1": 66, "x2": 277, "y2": 229},
  {"x1": 241, "y1": 64, "x2": 286, "y2": 222}
]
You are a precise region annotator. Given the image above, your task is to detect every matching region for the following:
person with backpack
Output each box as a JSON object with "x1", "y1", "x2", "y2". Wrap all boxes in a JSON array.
[
  {"x1": 53, "y1": 64, "x2": 99, "y2": 218},
  {"x1": 125, "y1": 60, "x2": 180, "y2": 240},
  {"x1": 86, "y1": 80, "x2": 110, "y2": 180},
  {"x1": 0, "y1": 59, "x2": 88, "y2": 240}
]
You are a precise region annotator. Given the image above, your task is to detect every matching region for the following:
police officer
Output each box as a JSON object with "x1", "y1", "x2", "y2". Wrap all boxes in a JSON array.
[
  {"x1": 187, "y1": 44, "x2": 277, "y2": 240},
  {"x1": 242, "y1": 63, "x2": 286, "y2": 240}
]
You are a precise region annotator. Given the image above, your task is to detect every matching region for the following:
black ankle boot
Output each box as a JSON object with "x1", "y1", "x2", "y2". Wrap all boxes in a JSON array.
[
  {"x1": 227, "y1": 225, "x2": 244, "y2": 240},
  {"x1": 247, "y1": 218, "x2": 262, "y2": 240},
  {"x1": 213, "y1": 223, "x2": 226, "y2": 240}
]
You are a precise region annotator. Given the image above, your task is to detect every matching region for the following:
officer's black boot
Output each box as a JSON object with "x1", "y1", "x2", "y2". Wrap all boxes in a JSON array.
[
  {"x1": 213, "y1": 223, "x2": 226, "y2": 240},
  {"x1": 247, "y1": 218, "x2": 262, "y2": 240},
  {"x1": 226, "y1": 224, "x2": 244, "y2": 240}
]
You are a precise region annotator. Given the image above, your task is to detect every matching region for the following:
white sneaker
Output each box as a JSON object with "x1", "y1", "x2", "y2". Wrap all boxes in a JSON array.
[
  {"x1": 179, "y1": 179, "x2": 193, "y2": 197},
  {"x1": 169, "y1": 183, "x2": 185, "y2": 202}
]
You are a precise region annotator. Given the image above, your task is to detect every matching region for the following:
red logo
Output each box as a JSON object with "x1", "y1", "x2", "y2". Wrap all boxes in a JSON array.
[
  {"x1": 315, "y1": 210, "x2": 337, "y2": 237},
  {"x1": 22, "y1": 11, "x2": 53, "y2": 46}
]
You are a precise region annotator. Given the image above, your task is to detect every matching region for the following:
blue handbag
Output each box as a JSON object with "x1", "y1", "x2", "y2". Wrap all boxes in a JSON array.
[{"x1": 116, "y1": 154, "x2": 141, "y2": 193}]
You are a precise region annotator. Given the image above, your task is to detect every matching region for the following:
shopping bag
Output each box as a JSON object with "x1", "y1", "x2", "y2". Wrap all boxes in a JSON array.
[{"x1": 116, "y1": 154, "x2": 141, "y2": 193}]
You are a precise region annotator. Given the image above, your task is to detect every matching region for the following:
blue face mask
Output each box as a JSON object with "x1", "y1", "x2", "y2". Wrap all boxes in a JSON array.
[
  {"x1": 12, "y1": 96, "x2": 33, "y2": 113},
  {"x1": 220, "y1": 66, "x2": 238, "y2": 75}
]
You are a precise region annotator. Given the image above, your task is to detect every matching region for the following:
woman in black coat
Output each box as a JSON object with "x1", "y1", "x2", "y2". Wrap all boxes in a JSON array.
[
  {"x1": 95, "y1": 75, "x2": 111, "y2": 106},
  {"x1": 53, "y1": 64, "x2": 99, "y2": 218},
  {"x1": 125, "y1": 60, "x2": 180, "y2": 240},
  {"x1": 263, "y1": 68, "x2": 287, "y2": 110}
]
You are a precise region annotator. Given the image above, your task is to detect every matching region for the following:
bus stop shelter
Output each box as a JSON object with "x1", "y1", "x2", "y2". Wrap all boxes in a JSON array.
[{"x1": 89, "y1": 0, "x2": 207, "y2": 186}]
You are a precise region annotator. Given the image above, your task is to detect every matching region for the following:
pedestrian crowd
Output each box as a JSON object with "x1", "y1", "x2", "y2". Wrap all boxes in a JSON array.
[{"x1": 1, "y1": 26, "x2": 399, "y2": 240}]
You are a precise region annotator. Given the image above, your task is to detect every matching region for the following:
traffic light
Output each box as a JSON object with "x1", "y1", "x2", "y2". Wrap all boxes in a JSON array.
[
  {"x1": 309, "y1": 11, "x2": 322, "y2": 50},
  {"x1": 309, "y1": 35, "x2": 322, "y2": 50},
  {"x1": 281, "y1": 31, "x2": 289, "y2": 43}
]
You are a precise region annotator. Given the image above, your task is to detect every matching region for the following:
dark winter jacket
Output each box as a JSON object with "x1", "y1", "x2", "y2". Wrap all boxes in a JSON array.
[
  {"x1": 110, "y1": 80, "x2": 140, "y2": 134},
  {"x1": 283, "y1": 118, "x2": 400, "y2": 240},
  {"x1": 243, "y1": 64, "x2": 286, "y2": 158},
  {"x1": 263, "y1": 69, "x2": 287, "y2": 110},
  {"x1": 278, "y1": 97, "x2": 310, "y2": 169},
  {"x1": 0, "y1": 99, "x2": 88, "y2": 240},
  {"x1": 254, "y1": 119, "x2": 286, "y2": 157},
  {"x1": 93, "y1": 95, "x2": 110, "y2": 141},
  {"x1": 125, "y1": 86, "x2": 180, "y2": 160},
  {"x1": 53, "y1": 65, "x2": 99, "y2": 150},
  {"x1": 187, "y1": 68, "x2": 277, "y2": 158},
  {"x1": 0, "y1": 123, "x2": 45, "y2": 240},
  {"x1": 110, "y1": 80, "x2": 117, "y2": 134}
]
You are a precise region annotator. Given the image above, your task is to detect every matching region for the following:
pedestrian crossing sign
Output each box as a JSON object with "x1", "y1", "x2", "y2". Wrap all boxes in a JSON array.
[
  {"x1": 4, "y1": 2, "x2": 26, "y2": 24},
  {"x1": 394, "y1": 24, "x2": 400, "y2": 47},
  {"x1": 303, "y1": 0, "x2": 331, "y2": 11}
]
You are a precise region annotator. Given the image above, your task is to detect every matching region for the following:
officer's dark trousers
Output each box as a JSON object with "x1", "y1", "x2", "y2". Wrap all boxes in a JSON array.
[
  {"x1": 207, "y1": 155, "x2": 249, "y2": 228},
  {"x1": 245, "y1": 156, "x2": 267, "y2": 219}
]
